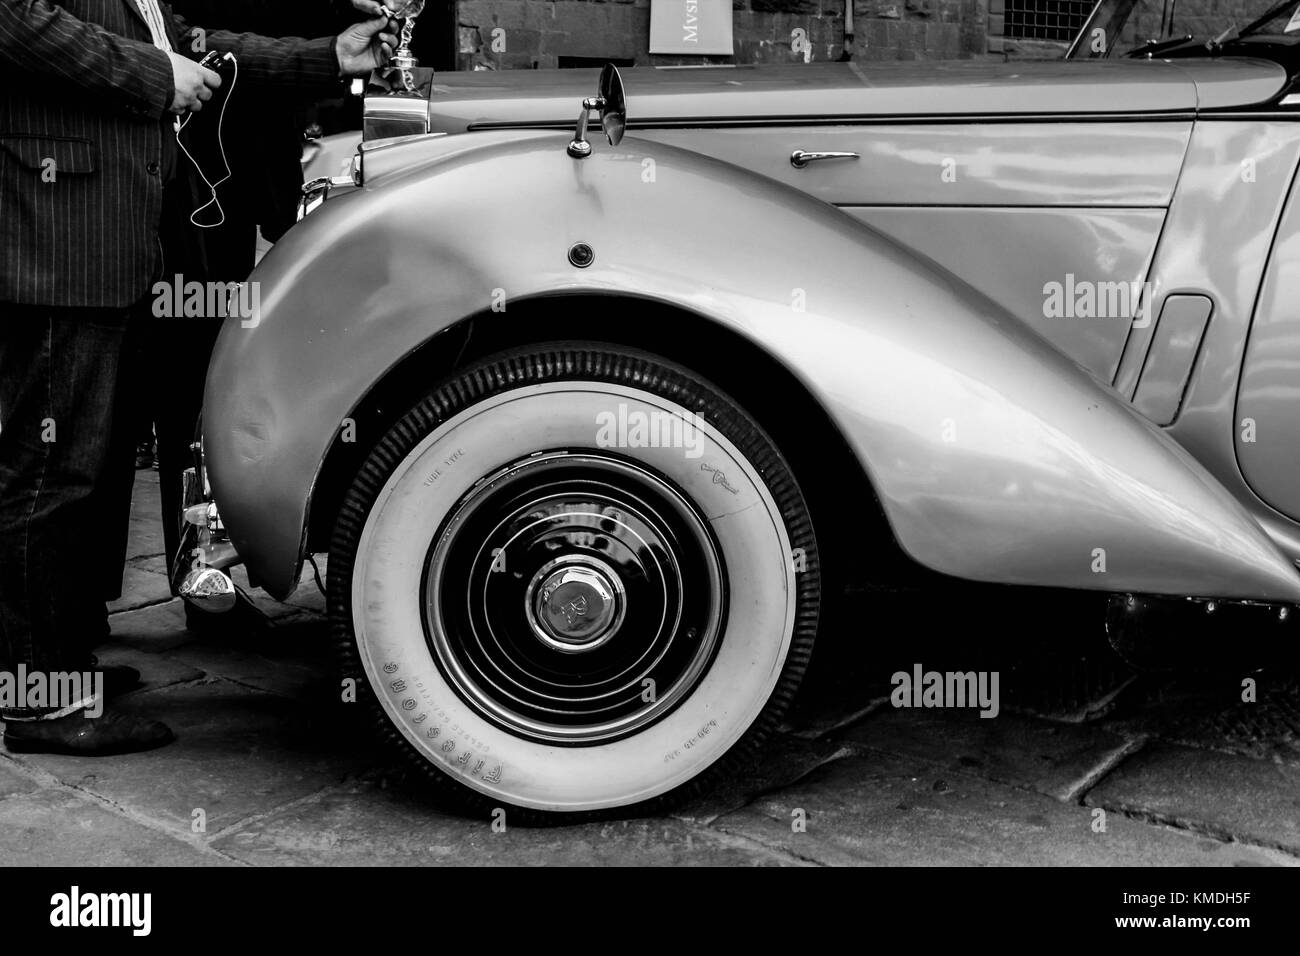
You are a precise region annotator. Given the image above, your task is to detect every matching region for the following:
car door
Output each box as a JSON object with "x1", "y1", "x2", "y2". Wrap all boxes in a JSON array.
[{"x1": 641, "y1": 118, "x2": 1186, "y2": 382}]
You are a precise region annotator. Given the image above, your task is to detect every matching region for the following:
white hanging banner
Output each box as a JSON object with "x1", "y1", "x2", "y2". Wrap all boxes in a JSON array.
[{"x1": 649, "y1": 0, "x2": 734, "y2": 55}]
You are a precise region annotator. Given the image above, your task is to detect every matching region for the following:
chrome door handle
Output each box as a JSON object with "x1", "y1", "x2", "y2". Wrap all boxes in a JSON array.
[{"x1": 790, "y1": 149, "x2": 860, "y2": 169}]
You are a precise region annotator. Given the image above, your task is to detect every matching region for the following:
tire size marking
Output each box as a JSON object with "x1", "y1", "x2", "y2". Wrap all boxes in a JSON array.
[
  {"x1": 664, "y1": 718, "x2": 719, "y2": 763},
  {"x1": 422, "y1": 446, "x2": 466, "y2": 487}
]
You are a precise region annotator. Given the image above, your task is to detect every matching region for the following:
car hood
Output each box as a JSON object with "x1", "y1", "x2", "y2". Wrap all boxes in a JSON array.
[{"x1": 423, "y1": 58, "x2": 1287, "y2": 133}]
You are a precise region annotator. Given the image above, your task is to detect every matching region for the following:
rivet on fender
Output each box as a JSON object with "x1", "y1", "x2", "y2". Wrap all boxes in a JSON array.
[{"x1": 568, "y1": 243, "x2": 595, "y2": 268}]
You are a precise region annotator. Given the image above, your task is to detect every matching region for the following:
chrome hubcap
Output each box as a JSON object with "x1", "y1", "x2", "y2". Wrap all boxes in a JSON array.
[
  {"x1": 527, "y1": 555, "x2": 626, "y2": 653},
  {"x1": 423, "y1": 451, "x2": 725, "y2": 745}
]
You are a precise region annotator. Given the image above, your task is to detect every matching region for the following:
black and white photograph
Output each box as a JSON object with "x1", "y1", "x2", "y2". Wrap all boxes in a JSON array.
[{"x1": 0, "y1": 0, "x2": 1297, "y2": 927}]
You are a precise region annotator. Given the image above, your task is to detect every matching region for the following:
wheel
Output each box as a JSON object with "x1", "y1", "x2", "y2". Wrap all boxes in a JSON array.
[{"x1": 329, "y1": 343, "x2": 820, "y2": 822}]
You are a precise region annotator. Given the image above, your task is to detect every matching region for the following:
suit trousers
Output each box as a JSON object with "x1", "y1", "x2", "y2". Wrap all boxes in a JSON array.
[{"x1": 0, "y1": 304, "x2": 131, "y2": 672}]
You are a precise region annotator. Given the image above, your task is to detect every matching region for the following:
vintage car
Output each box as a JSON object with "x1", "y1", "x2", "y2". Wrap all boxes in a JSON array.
[{"x1": 177, "y1": 0, "x2": 1300, "y2": 819}]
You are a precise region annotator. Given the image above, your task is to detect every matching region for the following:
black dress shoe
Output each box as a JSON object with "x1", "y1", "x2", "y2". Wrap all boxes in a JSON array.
[
  {"x1": 2, "y1": 707, "x2": 174, "y2": 756},
  {"x1": 87, "y1": 656, "x2": 142, "y2": 698}
]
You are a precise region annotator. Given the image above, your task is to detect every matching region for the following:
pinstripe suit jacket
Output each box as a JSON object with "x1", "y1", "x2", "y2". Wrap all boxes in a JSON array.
[{"x1": 0, "y1": 1, "x2": 343, "y2": 309}]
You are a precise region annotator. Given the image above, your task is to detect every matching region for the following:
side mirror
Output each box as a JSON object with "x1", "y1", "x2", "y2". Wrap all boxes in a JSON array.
[
  {"x1": 567, "y1": 63, "x2": 627, "y2": 159},
  {"x1": 598, "y1": 63, "x2": 626, "y2": 147}
]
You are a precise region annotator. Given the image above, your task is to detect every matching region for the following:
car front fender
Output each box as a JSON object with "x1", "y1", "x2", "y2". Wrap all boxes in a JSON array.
[{"x1": 205, "y1": 130, "x2": 1300, "y2": 604}]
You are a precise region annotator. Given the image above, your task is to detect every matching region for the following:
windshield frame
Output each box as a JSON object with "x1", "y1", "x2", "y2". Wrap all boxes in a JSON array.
[
  {"x1": 1237, "y1": 0, "x2": 1300, "y2": 40},
  {"x1": 1065, "y1": 0, "x2": 1141, "y2": 59},
  {"x1": 1066, "y1": 0, "x2": 1300, "y2": 59}
]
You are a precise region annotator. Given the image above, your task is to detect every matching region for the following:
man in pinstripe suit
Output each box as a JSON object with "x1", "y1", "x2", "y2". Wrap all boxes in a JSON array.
[{"x1": 0, "y1": 1, "x2": 396, "y2": 754}]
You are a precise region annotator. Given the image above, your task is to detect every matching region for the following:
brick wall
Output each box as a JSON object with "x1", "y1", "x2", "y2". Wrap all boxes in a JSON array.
[
  {"x1": 455, "y1": 0, "x2": 990, "y2": 69},
  {"x1": 454, "y1": 0, "x2": 1290, "y2": 70}
]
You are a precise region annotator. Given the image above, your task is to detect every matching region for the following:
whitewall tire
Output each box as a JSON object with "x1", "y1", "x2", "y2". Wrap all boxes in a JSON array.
[{"x1": 329, "y1": 344, "x2": 819, "y2": 821}]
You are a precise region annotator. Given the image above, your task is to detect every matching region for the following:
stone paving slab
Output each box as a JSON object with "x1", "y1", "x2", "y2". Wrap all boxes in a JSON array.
[
  {"x1": 124, "y1": 469, "x2": 165, "y2": 560},
  {"x1": 1085, "y1": 743, "x2": 1300, "y2": 855},
  {"x1": 211, "y1": 778, "x2": 802, "y2": 866},
  {"x1": 0, "y1": 759, "x2": 37, "y2": 800},
  {"x1": 671, "y1": 733, "x2": 856, "y2": 826},
  {"x1": 108, "y1": 600, "x2": 199, "y2": 653},
  {"x1": 711, "y1": 751, "x2": 1288, "y2": 866},
  {"x1": 166, "y1": 638, "x2": 331, "y2": 703},
  {"x1": 125, "y1": 518, "x2": 165, "y2": 563},
  {"x1": 282, "y1": 555, "x2": 328, "y2": 614},
  {"x1": 783, "y1": 696, "x2": 888, "y2": 741},
  {"x1": 231, "y1": 566, "x2": 315, "y2": 621},
  {"x1": 258, "y1": 611, "x2": 331, "y2": 645},
  {"x1": 283, "y1": 588, "x2": 326, "y2": 616},
  {"x1": 1101, "y1": 672, "x2": 1300, "y2": 767},
  {"x1": 5, "y1": 680, "x2": 373, "y2": 838},
  {"x1": 840, "y1": 708, "x2": 1137, "y2": 801},
  {"x1": 107, "y1": 561, "x2": 172, "y2": 615},
  {"x1": 0, "y1": 780, "x2": 228, "y2": 866},
  {"x1": 93, "y1": 641, "x2": 205, "y2": 695}
]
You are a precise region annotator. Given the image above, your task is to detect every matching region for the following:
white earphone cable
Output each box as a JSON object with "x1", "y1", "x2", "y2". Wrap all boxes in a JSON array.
[{"x1": 175, "y1": 53, "x2": 237, "y2": 229}]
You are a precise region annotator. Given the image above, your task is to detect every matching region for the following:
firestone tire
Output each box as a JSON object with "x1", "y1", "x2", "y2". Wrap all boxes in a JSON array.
[{"x1": 329, "y1": 344, "x2": 819, "y2": 823}]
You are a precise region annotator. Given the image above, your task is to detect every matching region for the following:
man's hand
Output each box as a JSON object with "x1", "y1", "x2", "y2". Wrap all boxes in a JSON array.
[
  {"x1": 335, "y1": 16, "x2": 399, "y2": 76},
  {"x1": 168, "y1": 52, "x2": 221, "y2": 113},
  {"x1": 349, "y1": 1, "x2": 388, "y2": 15}
]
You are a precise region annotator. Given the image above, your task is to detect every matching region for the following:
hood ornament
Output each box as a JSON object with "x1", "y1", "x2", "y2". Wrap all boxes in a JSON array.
[
  {"x1": 382, "y1": 0, "x2": 424, "y2": 70},
  {"x1": 567, "y1": 63, "x2": 627, "y2": 159}
]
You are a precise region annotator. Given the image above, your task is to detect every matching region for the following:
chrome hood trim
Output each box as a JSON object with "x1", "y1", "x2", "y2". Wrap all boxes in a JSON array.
[{"x1": 410, "y1": 59, "x2": 1286, "y2": 134}]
